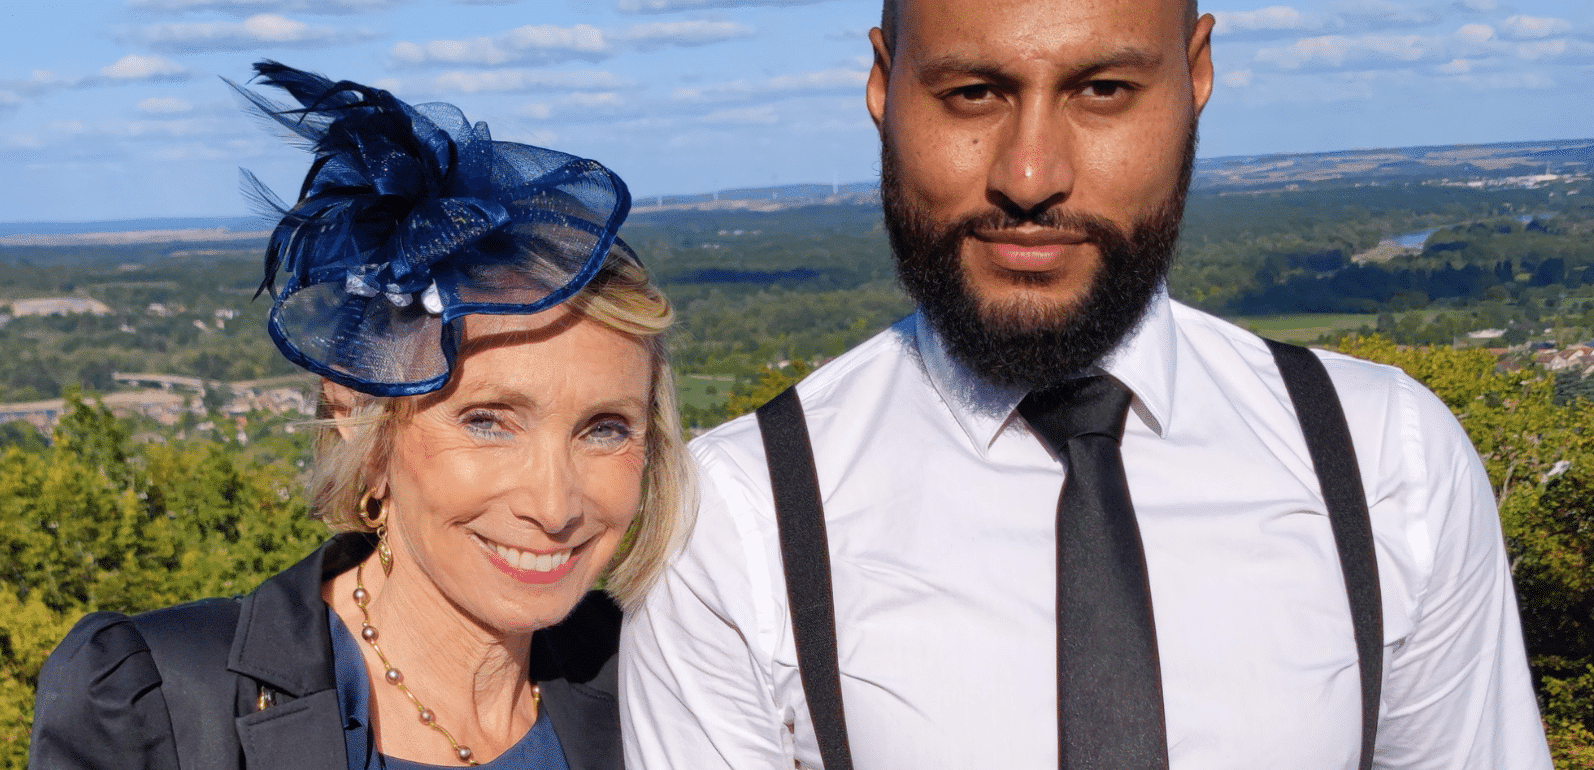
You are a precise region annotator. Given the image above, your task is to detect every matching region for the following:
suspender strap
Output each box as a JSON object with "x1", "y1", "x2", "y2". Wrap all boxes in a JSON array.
[
  {"x1": 757, "y1": 386, "x2": 856, "y2": 770},
  {"x1": 1265, "y1": 339, "x2": 1383, "y2": 770},
  {"x1": 758, "y1": 340, "x2": 1382, "y2": 770}
]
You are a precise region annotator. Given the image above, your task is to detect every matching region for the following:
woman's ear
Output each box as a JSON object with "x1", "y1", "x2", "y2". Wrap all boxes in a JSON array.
[{"x1": 321, "y1": 379, "x2": 363, "y2": 441}]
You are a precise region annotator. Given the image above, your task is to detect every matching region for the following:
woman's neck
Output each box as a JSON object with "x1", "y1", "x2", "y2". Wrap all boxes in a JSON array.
[{"x1": 323, "y1": 550, "x2": 540, "y2": 764}]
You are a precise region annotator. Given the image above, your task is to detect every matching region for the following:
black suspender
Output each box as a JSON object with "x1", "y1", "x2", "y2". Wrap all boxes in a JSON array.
[
  {"x1": 755, "y1": 339, "x2": 1382, "y2": 770},
  {"x1": 758, "y1": 385, "x2": 857, "y2": 770},
  {"x1": 1265, "y1": 339, "x2": 1384, "y2": 770}
]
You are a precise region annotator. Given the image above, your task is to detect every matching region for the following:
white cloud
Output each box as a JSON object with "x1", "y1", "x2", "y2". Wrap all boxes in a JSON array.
[
  {"x1": 1255, "y1": 33, "x2": 1440, "y2": 69},
  {"x1": 99, "y1": 54, "x2": 188, "y2": 80},
  {"x1": 1454, "y1": 24, "x2": 1494, "y2": 43},
  {"x1": 1220, "y1": 68, "x2": 1255, "y2": 87},
  {"x1": 1498, "y1": 16, "x2": 1572, "y2": 41},
  {"x1": 616, "y1": 0, "x2": 821, "y2": 13},
  {"x1": 392, "y1": 20, "x2": 752, "y2": 66},
  {"x1": 700, "y1": 106, "x2": 779, "y2": 124},
  {"x1": 1213, "y1": 6, "x2": 1311, "y2": 36},
  {"x1": 517, "y1": 91, "x2": 635, "y2": 121},
  {"x1": 1330, "y1": 0, "x2": 1433, "y2": 25},
  {"x1": 1437, "y1": 57, "x2": 1473, "y2": 74},
  {"x1": 150, "y1": 143, "x2": 234, "y2": 162},
  {"x1": 127, "y1": 0, "x2": 402, "y2": 14},
  {"x1": 1451, "y1": 71, "x2": 1555, "y2": 89},
  {"x1": 611, "y1": 20, "x2": 754, "y2": 49},
  {"x1": 1514, "y1": 38, "x2": 1594, "y2": 62},
  {"x1": 425, "y1": 68, "x2": 630, "y2": 94},
  {"x1": 674, "y1": 68, "x2": 866, "y2": 102},
  {"x1": 132, "y1": 13, "x2": 367, "y2": 52},
  {"x1": 137, "y1": 96, "x2": 194, "y2": 114},
  {"x1": 391, "y1": 24, "x2": 608, "y2": 66},
  {"x1": 0, "y1": 56, "x2": 189, "y2": 111}
]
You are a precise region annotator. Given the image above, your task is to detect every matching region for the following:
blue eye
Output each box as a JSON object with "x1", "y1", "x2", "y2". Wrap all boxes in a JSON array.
[
  {"x1": 463, "y1": 410, "x2": 507, "y2": 437},
  {"x1": 585, "y1": 418, "x2": 633, "y2": 447}
]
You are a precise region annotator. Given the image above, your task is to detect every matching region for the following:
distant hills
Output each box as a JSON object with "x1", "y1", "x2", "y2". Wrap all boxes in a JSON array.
[
  {"x1": 1191, "y1": 137, "x2": 1593, "y2": 190},
  {"x1": 2, "y1": 137, "x2": 1589, "y2": 241}
]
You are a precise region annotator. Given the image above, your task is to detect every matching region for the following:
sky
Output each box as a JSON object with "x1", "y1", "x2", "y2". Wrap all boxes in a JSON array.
[{"x1": 0, "y1": 0, "x2": 1590, "y2": 223}]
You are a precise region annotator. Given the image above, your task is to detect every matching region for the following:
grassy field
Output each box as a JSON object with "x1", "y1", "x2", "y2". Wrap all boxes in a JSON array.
[
  {"x1": 676, "y1": 372, "x2": 736, "y2": 412},
  {"x1": 1231, "y1": 313, "x2": 1379, "y2": 343}
]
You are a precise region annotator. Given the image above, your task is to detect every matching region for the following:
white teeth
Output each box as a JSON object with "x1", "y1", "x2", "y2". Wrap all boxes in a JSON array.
[{"x1": 481, "y1": 536, "x2": 570, "y2": 573}]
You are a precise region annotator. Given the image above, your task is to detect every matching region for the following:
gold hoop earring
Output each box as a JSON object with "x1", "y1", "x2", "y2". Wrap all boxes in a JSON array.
[{"x1": 357, "y1": 489, "x2": 394, "y2": 576}]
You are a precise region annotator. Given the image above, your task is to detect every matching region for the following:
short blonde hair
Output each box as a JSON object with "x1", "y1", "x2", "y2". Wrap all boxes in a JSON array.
[{"x1": 306, "y1": 249, "x2": 693, "y2": 610}]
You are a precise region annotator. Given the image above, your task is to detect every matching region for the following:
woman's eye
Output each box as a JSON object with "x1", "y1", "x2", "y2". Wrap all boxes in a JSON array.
[
  {"x1": 462, "y1": 410, "x2": 505, "y2": 435},
  {"x1": 584, "y1": 418, "x2": 634, "y2": 447}
]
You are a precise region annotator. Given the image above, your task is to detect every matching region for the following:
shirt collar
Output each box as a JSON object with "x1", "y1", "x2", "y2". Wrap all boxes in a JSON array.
[{"x1": 918, "y1": 289, "x2": 1178, "y2": 455}]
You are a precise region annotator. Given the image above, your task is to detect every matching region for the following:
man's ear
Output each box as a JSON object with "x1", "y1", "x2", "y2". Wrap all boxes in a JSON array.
[
  {"x1": 866, "y1": 26, "x2": 892, "y2": 133},
  {"x1": 321, "y1": 379, "x2": 364, "y2": 441},
  {"x1": 1188, "y1": 13, "x2": 1216, "y2": 116}
]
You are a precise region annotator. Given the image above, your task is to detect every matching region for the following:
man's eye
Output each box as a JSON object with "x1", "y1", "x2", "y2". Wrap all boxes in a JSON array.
[
  {"x1": 950, "y1": 84, "x2": 995, "y2": 103},
  {"x1": 1081, "y1": 80, "x2": 1127, "y2": 98}
]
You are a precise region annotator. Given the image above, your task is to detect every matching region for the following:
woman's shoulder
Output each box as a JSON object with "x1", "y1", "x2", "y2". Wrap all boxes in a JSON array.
[
  {"x1": 38, "y1": 610, "x2": 157, "y2": 695},
  {"x1": 31, "y1": 612, "x2": 181, "y2": 769}
]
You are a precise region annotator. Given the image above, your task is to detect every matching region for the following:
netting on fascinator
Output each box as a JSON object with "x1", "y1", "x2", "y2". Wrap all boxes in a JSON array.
[{"x1": 233, "y1": 60, "x2": 638, "y2": 397}]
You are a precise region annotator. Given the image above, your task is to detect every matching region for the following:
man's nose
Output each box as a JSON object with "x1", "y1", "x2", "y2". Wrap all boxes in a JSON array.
[{"x1": 987, "y1": 102, "x2": 1075, "y2": 217}]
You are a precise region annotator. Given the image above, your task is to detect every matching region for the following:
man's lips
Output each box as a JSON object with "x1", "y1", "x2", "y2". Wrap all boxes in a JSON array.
[{"x1": 971, "y1": 229, "x2": 1090, "y2": 272}]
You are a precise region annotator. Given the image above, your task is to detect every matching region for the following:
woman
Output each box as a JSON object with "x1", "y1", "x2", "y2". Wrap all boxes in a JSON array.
[{"x1": 29, "y1": 61, "x2": 689, "y2": 770}]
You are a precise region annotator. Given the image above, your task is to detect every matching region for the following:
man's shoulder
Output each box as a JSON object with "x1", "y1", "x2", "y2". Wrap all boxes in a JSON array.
[
  {"x1": 692, "y1": 315, "x2": 922, "y2": 456},
  {"x1": 1166, "y1": 299, "x2": 1411, "y2": 393}
]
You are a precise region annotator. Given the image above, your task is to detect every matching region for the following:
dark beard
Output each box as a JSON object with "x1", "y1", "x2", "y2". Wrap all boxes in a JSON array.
[{"x1": 882, "y1": 129, "x2": 1195, "y2": 390}]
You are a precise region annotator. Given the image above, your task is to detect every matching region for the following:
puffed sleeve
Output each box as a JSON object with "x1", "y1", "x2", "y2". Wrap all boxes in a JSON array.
[{"x1": 29, "y1": 612, "x2": 181, "y2": 770}]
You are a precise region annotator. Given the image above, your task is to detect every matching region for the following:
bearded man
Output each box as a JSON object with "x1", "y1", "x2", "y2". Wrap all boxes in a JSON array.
[{"x1": 620, "y1": 0, "x2": 1551, "y2": 767}]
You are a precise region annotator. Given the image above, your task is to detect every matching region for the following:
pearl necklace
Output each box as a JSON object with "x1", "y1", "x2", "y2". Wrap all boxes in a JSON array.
[{"x1": 353, "y1": 561, "x2": 541, "y2": 766}]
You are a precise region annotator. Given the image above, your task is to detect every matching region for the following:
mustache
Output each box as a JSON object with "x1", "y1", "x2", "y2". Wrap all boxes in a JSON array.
[{"x1": 948, "y1": 205, "x2": 1130, "y2": 246}]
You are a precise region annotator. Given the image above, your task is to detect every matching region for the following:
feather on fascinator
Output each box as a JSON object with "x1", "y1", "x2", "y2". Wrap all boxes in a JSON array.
[{"x1": 234, "y1": 60, "x2": 638, "y2": 397}]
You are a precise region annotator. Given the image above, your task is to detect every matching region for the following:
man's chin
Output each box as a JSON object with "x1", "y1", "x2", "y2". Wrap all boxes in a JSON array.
[{"x1": 972, "y1": 285, "x2": 1091, "y2": 335}]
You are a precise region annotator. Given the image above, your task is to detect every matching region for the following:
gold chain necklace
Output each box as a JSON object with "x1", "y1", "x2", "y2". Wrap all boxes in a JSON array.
[{"x1": 353, "y1": 561, "x2": 541, "y2": 766}]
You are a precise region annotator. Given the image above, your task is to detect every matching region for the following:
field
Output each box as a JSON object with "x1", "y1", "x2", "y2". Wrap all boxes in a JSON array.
[{"x1": 1234, "y1": 313, "x2": 1379, "y2": 343}]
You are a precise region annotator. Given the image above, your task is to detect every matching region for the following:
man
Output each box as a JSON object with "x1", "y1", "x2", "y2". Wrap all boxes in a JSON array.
[{"x1": 620, "y1": 0, "x2": 1551, "y2": 767}]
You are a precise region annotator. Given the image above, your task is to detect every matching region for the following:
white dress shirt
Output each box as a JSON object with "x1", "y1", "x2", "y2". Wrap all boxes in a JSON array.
[{"x1": 621, "y1": 292, "x2": 1551, "y2": 769}]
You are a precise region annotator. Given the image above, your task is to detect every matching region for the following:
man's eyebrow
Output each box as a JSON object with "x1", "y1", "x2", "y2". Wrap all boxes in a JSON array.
[{"x1": 915, "y1": 48, "x2": 1166, "y2": 87}]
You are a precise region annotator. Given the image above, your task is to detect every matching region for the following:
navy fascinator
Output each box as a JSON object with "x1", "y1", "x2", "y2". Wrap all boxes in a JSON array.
[{"x1": 234, "y1": 60, "x2": 638, "y2": 397}]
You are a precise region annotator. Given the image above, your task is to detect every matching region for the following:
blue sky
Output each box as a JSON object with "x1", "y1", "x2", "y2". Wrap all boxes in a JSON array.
[{"x1": 1, "y1": 0, "x2": 1589, "y2": 223}]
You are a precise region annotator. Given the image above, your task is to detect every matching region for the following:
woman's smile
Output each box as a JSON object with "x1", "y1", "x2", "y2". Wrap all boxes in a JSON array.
[{"x1": 470, "y1": 532, "x2": 582, "y2": 584}]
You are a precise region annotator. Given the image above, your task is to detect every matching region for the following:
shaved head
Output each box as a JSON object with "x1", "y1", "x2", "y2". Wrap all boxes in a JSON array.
[{"x1": 880, "y1": 0, "x2": 1200, "y2": 51}]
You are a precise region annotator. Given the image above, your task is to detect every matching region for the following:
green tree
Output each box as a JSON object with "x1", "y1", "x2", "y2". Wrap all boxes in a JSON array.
[
  {"x1": 1337, "y1": 335, "x2": 1594, "y2": 768},
  {"x1": 0, "y1": 394, "x2": 321, "y2": 767}
]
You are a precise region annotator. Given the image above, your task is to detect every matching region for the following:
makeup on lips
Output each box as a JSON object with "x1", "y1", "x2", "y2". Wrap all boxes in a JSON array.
[{"x1": 472, "y1": 534, "x2": 580, "y2": 584}]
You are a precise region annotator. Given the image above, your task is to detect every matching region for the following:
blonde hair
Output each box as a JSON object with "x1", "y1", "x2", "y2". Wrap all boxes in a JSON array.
[{"x1": 306, "y1": 249, "x2": 693, "y2": 610}]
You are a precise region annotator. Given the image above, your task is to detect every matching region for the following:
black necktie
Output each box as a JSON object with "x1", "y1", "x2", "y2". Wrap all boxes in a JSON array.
[{"x1": 1018, "y1": 375, "x2": 1169, "y2": 770}]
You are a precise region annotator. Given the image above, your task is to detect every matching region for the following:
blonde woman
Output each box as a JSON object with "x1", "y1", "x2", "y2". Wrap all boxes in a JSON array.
[{"x1": 30, "y1": 61, "x2": 689, "y2": 770}]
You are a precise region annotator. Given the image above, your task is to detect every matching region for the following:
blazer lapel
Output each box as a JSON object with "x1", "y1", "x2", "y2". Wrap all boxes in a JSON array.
[
  {"x1": 540, "y1": 670, "x2": 621, "y2": 770},
  {"x1": 532, "y1": 591, "x2": 624, "y2": 770},
  {"x1": 227, "y1": 536, "x2": 371, "y2": 770}
]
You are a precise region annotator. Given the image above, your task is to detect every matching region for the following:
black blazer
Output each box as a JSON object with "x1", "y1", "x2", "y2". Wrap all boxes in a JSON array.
[{"x1": 29, "y1": 534, "x2": 623, "y2": 770}]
